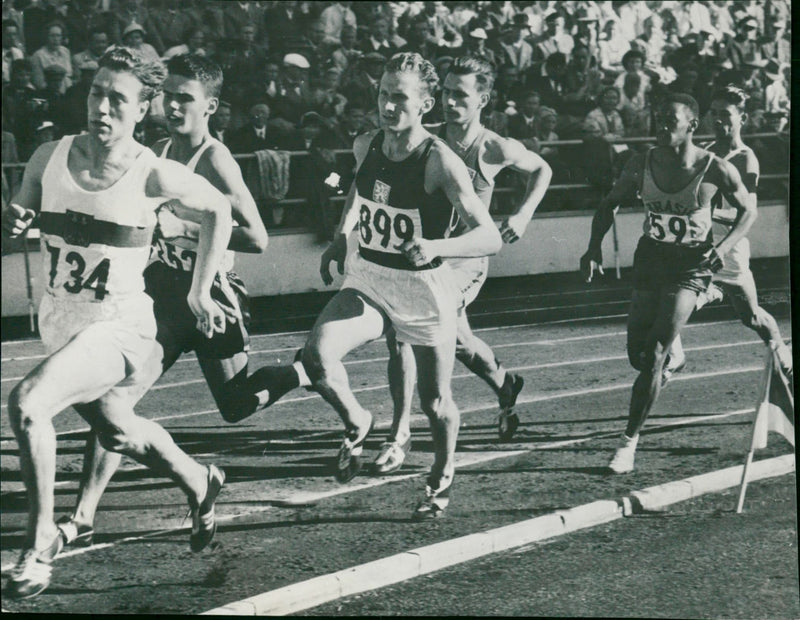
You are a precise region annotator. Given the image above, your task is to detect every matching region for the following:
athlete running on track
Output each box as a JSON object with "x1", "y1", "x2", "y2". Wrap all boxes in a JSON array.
[
  {"x1": 373, "y1": 56, "x2": 552, "y2": 476},
  {"x1": 307, "y1": 52, "x2": 501, "y2": 518},
  {"x1": 579, "y1": 92, "x2": 755, "y2": 474},
  {"x1": 2, "y1": 48, "x2": 232, "y2": 599},
  {"x1": 665, "y1": 86, "x2": 792, "y2": 381},
  {"x1": 54, "y1": 54, "x2": 283, "y2": 551}
]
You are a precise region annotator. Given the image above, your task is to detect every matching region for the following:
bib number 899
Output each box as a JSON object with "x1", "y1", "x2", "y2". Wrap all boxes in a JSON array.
[{"x1": 359, "y1": 204, "x2": 415, "y2": 249}]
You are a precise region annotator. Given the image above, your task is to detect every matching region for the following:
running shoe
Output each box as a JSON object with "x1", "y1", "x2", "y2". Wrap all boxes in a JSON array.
[
  {"x1": 372, "y1": 436, "x2": 411, "y2": 475},
  {"x1": 661, "y1": 353, "x2": 686, "y2": 388},
  {"x1": 413, "y1": 473, "x2": 453, "y2": 520},
  {"x1": 497, "y1": 374, "x2": 524, "y2": 441},
  {"x1": 695, "y1": 283, "x2": 723, "y2": 310},
  {"x1": 335, "y1": 417, "x2": 374, "y2": 483},
  {"x1": 189, "y1": 464, "x2": 225, "y2": 552},
  {"x1": 6, "y1": 531, "x2": 63, "y2": 599},
  {"x1": 608, "y1": 444, "x2": 636, "y2": 474},
  {"x1": 56, "y1": 515, "x2": 94, "y2": 547}
]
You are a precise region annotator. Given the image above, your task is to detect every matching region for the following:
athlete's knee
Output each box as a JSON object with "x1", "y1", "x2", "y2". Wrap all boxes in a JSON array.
[
  {"x1": 419, "y1": 391, "x2": 456, "y2": 421},
  {"x1": 93, "y1": 420, "x2": 138, "y2": 454},
  {"x1": 455, "y1": 335, "x2": 477, "y2": 364},
  {"x1": 743, "y1": 307, "x2": 770, "y2": 332},
  {"x1": 7, "y1": 381, "x2": 47, "y2": 433},
  {"x1": 214, "y1": 384, "x2": 250, "y2": 424},
  {"x1": 629, "y1": 341, "x2": 667, "y2": 374}
]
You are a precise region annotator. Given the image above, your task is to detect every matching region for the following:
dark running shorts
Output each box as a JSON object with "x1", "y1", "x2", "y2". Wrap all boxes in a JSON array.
[
  {"x1": 632, "y1": 235, "x2": 714, "y2": 295},
  {"x1": 144, "y1": 261, "x2": 251, "y2": 359}
]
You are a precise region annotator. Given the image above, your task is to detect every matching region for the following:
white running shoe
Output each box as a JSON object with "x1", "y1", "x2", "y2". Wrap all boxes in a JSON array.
[{"x1": 608, "y1": 444, "x2": 636, "y2": 474}]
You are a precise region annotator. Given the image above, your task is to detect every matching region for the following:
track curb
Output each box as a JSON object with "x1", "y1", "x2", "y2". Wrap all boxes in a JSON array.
[{"x1": 202, "y1": 453, "x2": 795, "y2": 616}]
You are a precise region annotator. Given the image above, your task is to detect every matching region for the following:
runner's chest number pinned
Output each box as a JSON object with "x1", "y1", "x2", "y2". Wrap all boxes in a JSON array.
[
  {"x1": 153, "y1": 237, "x2": 197, "y2": 272},
  {"x1": 358, "y1": 198, "x2": 421, "y2": 253},
  {"x1": 646, "y1": 212, "x2": 693, "y2": 244}
]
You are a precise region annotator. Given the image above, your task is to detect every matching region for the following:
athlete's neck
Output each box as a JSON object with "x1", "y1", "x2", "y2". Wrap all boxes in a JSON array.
[
  {"x1": 169, "y1": 129, "x2": 211, "y2": 163},
  {"x1": 445, "y1": 116, "x2": 483, "y2": 152},
  {"x1": 85, "y1": 133, "x2": 140, "y2": 170},
  {"x1": 662, "y1": 137, "x2": 702, "y2": 168},
  {"x1": 382, "y1": 123, "x2": 429, "y2": 159}
]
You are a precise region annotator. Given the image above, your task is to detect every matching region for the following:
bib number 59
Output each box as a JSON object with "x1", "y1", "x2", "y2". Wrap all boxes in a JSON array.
[{"x1": 649, "y1": 212, "x2": 688, "y2": 244}]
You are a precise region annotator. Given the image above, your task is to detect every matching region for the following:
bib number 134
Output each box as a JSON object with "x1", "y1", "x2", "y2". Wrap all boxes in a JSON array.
[
  {"x1": 45, "y1": 242, "x2": 109, "y2": 300},
  {"x1": 648, "y1": 212, "x2": 689, "y2": 244}
]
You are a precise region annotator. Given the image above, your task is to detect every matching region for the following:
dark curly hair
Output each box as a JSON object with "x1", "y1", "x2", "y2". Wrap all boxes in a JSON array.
[
  {"x1": 384, "y1": 52, "x2": 439, "y2": 97},
  {"x1": 167, "y1": 53, "x2": 223, "y2": 98},
  {"x1": 98, "y1": 47, "x2": 167, "y2": 102}
]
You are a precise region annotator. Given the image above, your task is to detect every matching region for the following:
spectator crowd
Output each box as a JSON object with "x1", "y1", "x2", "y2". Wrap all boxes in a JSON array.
[{"x1": 1, "y1": 0, "x2": 791, "y2": 232}]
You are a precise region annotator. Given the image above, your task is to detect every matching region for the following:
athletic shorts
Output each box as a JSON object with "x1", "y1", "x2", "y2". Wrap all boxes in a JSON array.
[
  {"x1": 342, "y1": 252, "x2": 459, "y2": 347},
  {"x1": 144, "y1": 262, "x2": 250, "y2": 360},
  {"x1": 632, "y1": 235, "x2": 713, "y2": 295},
  {"x1": 38, "y1": 292, "x2": 158, "y2": 385},
  {"x1": 448, "y1": 256, "x2": 489, "y2": 311},
  {"x1": 711, "y1": 222, "x2": 752, "y2": 287}
]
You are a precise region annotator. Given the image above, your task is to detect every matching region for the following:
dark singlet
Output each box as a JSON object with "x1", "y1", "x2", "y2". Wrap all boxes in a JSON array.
[{"x1": 355, "y1": 130, "x2": 454, "y2": 270}]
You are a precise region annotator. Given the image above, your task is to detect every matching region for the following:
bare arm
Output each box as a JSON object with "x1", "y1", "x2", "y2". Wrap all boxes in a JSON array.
[
  {"x1": 1, "y1": 141, "x2": 58, "y2": 237},
  {"x1": 580, "y1": 153, "x2": 643, "y2": 281},
  {"x1": 710, "y1": 158, "x2": 757, "y2": 258},
  {"x1": 403, "y1": 142, "x2": 501, "y2": 263},
  {"x1": 320, "y1": 131, "x2": 373, "y2": 285},
  {"x1": 490, "y1": 137, "x2": 553, "y2": 242}
]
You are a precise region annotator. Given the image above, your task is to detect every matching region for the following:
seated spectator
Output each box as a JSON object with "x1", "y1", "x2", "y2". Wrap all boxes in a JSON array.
[
  {"x1": 670, "y1": 63, "x2": 701, "y2": 99},
  {"x1": 726, "y1": 15, "x2": 766, "y2": 70},
  {"x1": 456, "y1": 26, "x2": 496, "y2": 66},
  {"x1": 319, "y1": 1, "x2": 357, "y2": 43},
  {"x1": 493, "y1": 63, "x2": 525, "y2": 111},
  {"x1": 264, "y1": 0, "x2": 305, "y2": 58},
  {"x1": 760, "y1": 11, "x2": 790, "y2": 65},
  {"x1": 63, "y1": 0, "x2": 113, "y2": 57},
  {"x1": 110, "y1": 0, "x2": 160, "y2": 51},
  {"x1": 420, "y1": 1, "x2": 462, "y2": 49},
  {"x1": 270, "y1": 53, "x2": 315, "y2": 126},
  {"x1": 329, "y1": 25, "x2": 362, "y2": 74},
  {"x1": 150, "y1": 0, "x2": 199, "y2": 54},
  {"x1": 30, "y1": 22, "x2": 72, "y2": 91},
  {"x1": 72, "y1": 28, "x2": 110, "y2": 74},
  {"x1": 162, "y1": 25, "x2": 206, "y2": 61},
  {"x1": 2, "y1": 129, "x2": 20, "y2": 210},
  {"x1": 2, "y1": 20, "x2": 25, "y2": 86},
  {"x1": 3, "y1": 59, "x2": 40, "y2": 159},
  {"x1": 763, "y1": 60, "x2": 789, "y2": 115},
  {"x1": 121, "y1": 22, "x2": 160, "y2": 63},
  {"x1": 358, "y1": 15, "x2": 397, "y2": 59},
  {"x1": 234, "y1": 23, "x2": 268, "y2": 75},
  {"x1": 60, "y1": 59, "x2": 97, "y2": 135},
  {"x1": 36, "y1": 64, "x2": 70, "y2": 130},
  {"x1": 534, "y1": 106, "x2": 560, "y2": 160},
  {"x1": 221, "y1": 0, "x2": 266, "y2": 44},
  {"x1": 508, "y1": 90, "x2": 541, "y2": 148},
  {"x1": 585, "y1": 86, "x2": 625, "y2": 141},
  {"x1": 398, "y1": 15, "x2": 444, "y2": 61},
  {"x1": 210, "y1": 100, "x2": 232, "y2": 146},
  {"x1": 561, "y1": 43, "x2": 604, "y2": 129},
  {"x1": 228, "y1": 103, "x2": 288, "y2": 154},
  {"x1": 532, "y1": 9, "x2": 573, "y2": 63},
  {"x1": 598, "y1": 19, "x2": 630, "y2": 76},
  {"x1": 614, "y1": 50, "x2": 650, "y2": 101},
  {"x1": 341, "y1": 52, "x2": 384, "y2": 113},
  {"x1": 573, "y1": 7, "x2": 600, "y2": 60},
  {"x1": 619, "y1": 72, "x2": 650, "y2": 137},
  {"x1": 481, "y1": 89, "x2": 510, "y2": 137},
  {"x1": 526, "y1": 52, "x2": 568, "y2": 113},
  {"x1": 309, "y1": 67, "x2": 348, "y2": 120},
  {"x1": 632, "y1": 14, "x2": 666, "y2": 69},
  {"x1": 498, "y1": 14, "x2": 534, "y2": 73}
]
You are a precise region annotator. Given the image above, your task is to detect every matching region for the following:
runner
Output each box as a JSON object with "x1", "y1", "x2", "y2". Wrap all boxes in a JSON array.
[
  {"x1": 307, "y1": 52, "x2": 501, "y2": 518},
  {"x1": 374, "y1": 55, "x2": 552, "y2": 476},
  {"x1": 666, "y1": 86, "x2": 792, "y2": 382},
  {"x1": 579, "y1": 92, "x2": 755, "y2": 474},
  {"x1": 2, "y1": 48, "x2": 232, "y2": 599},
  {"x1": 54, "y1": 53, "x2": 288, "y2": 552}
]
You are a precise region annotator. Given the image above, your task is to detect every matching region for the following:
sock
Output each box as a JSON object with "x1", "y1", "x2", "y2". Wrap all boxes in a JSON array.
[
  {"x1": 622, "y1": 433, "x2": 639, "y2": 450},
  {"x1": 293, "y1": 360, "x2": 311, "y2": 387}
]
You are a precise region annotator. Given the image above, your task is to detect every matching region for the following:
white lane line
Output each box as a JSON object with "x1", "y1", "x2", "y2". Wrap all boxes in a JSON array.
[
  {"x1": 200, "y1": 452, "x2": 795, "y2": 616},
  {"x1": 0, "y1": 406, "x2": 754, "y2": 572}
]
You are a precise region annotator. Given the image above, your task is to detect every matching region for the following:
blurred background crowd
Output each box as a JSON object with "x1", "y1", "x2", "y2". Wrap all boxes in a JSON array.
[{"x1": 1, "y1": 0, "x2": 791, "y2": 235}]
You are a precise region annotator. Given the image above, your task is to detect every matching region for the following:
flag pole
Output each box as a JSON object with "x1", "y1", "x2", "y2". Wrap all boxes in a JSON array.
[
  {"x1": 735, "y1": 346, "x2": 774, "y2": 513},
  {"x1": 611, "y1": 209, "x2": 620, "y2": 280}
]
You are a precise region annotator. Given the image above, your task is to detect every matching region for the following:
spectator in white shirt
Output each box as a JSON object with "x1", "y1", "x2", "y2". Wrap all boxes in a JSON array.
[
  {"x1": 161, "y1": 26, "x2": 206, "y2": 62},
  {"x1": 598, "y1": 19, "x2": 630, "y2": 76},
  {"x1": 30, "y1": 22, "x2": 72, "y2": 91},
  {"x1": 319, "y1": 1, "x2": 357, "y2": 44},
  {"x1": 2, "y1": 21, "x2": 25, "y2": 85}
]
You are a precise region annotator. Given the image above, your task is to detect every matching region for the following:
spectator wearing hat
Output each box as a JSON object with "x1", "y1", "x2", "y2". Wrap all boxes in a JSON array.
[
  {"x1": 319, "y1": 1, "x2": 357, "y2": 44},
  {"x1": 726, "y1": 15, "x2": 765, "y2": 70},
  {"x1": 499, "y1": 13, "x2": 534, "y2": 73},
  {"x1": 264, "y1": 0, "x2": 305, "y2": 58},
  {"x1": 760, "y1": 11, "x2": 790, "y2": 65},
  {"x1": 358, "y1": 15, "x2": 397, "y2": 59},
  {"x1": 270, "y1": 53, "x2": 315, "y2": 125},
  {"x1": 110, "y1": 0, "x2": 161, "y2": 50},
  {"x1": 121, "y1": 22, "x2": 160, "y2": 63},
  {"x1": 456, "y1": 25, "x2": 496, "y2": 66},
  {"x1": 585, "y1": 86, "x2": 625, "y2": 141},
  {"x1": 573, "y1": 7, "x2": 601, "y2": 60},
  {"x1": 72, "y1": 28, "x2": 110, "y2": 77},
  {"x1": 598, "y1": 19, "x2": 630, "y2": 76},
  {"x1": 763, "y1": 59, "x2": 788, "y2": 115},
  {"x1": 30, "y1": 22, "x2": 72, "y2": 91},
  {"x1": 2, "y1": 20, "x2": 25, "y2": 86},
  {"x1": 341, "y1": 51, "x2": 384, "y2": 114},
  {"x1": 149, "y1": 0, "x2": 199, "y2": 54},
  {"x1": 209, "y1": 100, "x2": 232, "y2": 146},
  {"x1": 229, "y1": 103, "x2": 288, "y2": 155},
  {"x1": 533, "y1": 10, "x2": 573, "y2": 63},
  {"x1": 615, "y1": 0, "x2": 652, "y2": 43}
]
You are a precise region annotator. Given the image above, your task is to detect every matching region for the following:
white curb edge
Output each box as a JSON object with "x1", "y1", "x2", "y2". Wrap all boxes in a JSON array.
[{"x1": 202, "y1": 453, "x2": 795, "y2": 616}]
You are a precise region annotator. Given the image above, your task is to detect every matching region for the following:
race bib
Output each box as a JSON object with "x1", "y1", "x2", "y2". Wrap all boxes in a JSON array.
[
  {"x1": 357, "y1": 197, "x2": 421, "y2": 254},
  {"x1": 645, "y1": 212, "x2": 694, "y2": 245},
  {"x1": 152, "y1": 237, "x2": 197, "y2": 272},
  {"x1": 44, "y1": 240, "x2": 111, "y2": 301}
]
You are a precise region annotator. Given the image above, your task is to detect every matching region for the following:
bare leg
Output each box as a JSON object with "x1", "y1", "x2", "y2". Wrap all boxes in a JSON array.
[
  {"x1": 455, "y1": 310, "x2": 506, "y2": 394},
  {"x1": 302, "y1": 288, "x2": 387, "y2": 433},
  {"x1": 385, "y1": 328, "x2": 415, "y2": 444}
]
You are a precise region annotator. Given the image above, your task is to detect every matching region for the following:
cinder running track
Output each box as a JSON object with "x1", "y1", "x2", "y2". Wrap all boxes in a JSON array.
[{"x1": 1, "y1": 259, "x2": 796, "y2": 616}]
